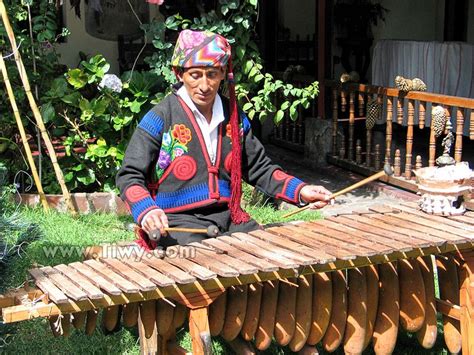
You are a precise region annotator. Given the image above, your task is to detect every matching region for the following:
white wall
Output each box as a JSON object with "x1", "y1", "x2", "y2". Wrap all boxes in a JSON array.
[
  {"x1": 56, "y1": 2, "x2": 119, "y2": 73},
  {"x1": 56, "y1": 3, "x2": 162, "y2": 73}
]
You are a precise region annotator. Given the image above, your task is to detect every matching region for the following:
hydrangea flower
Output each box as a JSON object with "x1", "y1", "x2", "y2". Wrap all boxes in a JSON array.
[{"x1": 99, "y1": 74, "x2": 123, "y2": 93}]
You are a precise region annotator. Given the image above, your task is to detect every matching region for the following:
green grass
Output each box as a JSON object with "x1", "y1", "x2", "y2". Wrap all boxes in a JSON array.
[{"x1": 0, "y1": 201, "x2": 449, "y2": 354}]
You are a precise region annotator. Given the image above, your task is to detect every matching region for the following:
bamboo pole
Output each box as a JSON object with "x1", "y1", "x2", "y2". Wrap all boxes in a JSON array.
[
  {"x1": 0, "y1": 52, "x2": 49, "y2": 211},
  {"x1": 0, "y1": 0, "x2": 76, "y2": 214}
]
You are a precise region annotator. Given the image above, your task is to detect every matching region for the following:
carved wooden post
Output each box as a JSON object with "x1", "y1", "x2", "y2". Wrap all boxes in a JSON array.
[
  {"x1": 332, "y1": 88, "x2": 338, "y2": 157},
  {"x1": 444, "y1": 108, "x2": 451, "y2": 136},
  {"x1": 405, "y1": 99, "x2": 415, "y2": 179},
  {"x1": 429, "y1": 119, "x2": 436, "y2": 167},
  {"x1": 415, "y1": 155, "x2": 422, "y2": 170},
  {"x1": 454, "y1": 108, "x2": 464, "y2": 162},
  {"x1": 374, "y1": 144, "x2": 381, "y2": 170},
  {"x1": 341, "y1": 90, "x2": 347, "y2": 113},
  {"x1": 298, "y1": 114, "x2": 304, "y2": 146},
  {"x1": 394, "y1": 149, "x2": 401, "y2": 177},
  {"x1": 339, "y1": 135, "x2": 346, "y2": 159},
  {"x1": 419, "y1": 101, "x2": 426, "y2": 129},
  {"x1": 356, "y1": 139, "x2": 362, "y2": 164},
  {"x1": 348, "y1": 91, "x2": 355, "y2": 161},
  {"x1": 470, "y1": 111, "x2": 474, "y2": 140},
  {"x1": 366, "y1": 129, "x2": 372, "y2": 167},
  {"x1": 397, "y1": 97, "x2": 404, "y2": 124},
  {"x1": 385, "y1": 97, "x2": 393, "y2": 165},
  {"x1": 358, "y1": 92, "x2": 364, "y2": 117}
]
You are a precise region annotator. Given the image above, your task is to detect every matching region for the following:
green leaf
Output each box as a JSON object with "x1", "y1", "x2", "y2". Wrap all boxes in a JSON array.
[
  {"x1": 242, "y1": 102, "x2": 253, "y2": 111},
  {"x1": 275, "y1": 110, "x2": 285, "y2": 124},
  {"x1": 289, "y1": 104, "x2": 298, "y2": 120},
  {"x1": 280, "y1": 101, "x2": 290, "y2": 110},
  {"x1": 40, "y1": 102, "x2": 56, "y2": 123},
  {"x1": 130, "y1": 99, "x2": 144, "y2": 113},
  {"x1": 248, "y1": 66, "x2": 258, "y2": 78},
  {"x1": 79, "y1": 98, "x2": 91, "y2": 112},
  {"x1": 221, "y1": 4, "x2": 229, "y2": 15},
  {"x1": 61, "y1": 92, "x2": 81, "y2": 106},
  {"x1": 92, "y1": 98, "x2": 108, "y2": 116},
  {"x1": 236, "y1": 46, "x2": 245, "y2": 60},
  {"x1": 48, "y1": 78, "x2": 68, "y2": 98},
  {"x1": 243, "y1": 60, "x2": 253, "y2": 75},
  {"x1": 248, "y1": 109, "x2": 256, "y2": 120},
  {"x1": 77, "y1": 169, "x2": 96, "y2": 185},
  {"x1": 66, "y1": 69, "x2": 88, "y2": 89},
  {"x1": 254, "y1": 74, "x2": 264, "y2": 82},
  {"x1": 228, "y1": 0, "x2": 239, "y2": 9},
  {"x1": 249, "y1": 0, "x2": 258, "y2": 7}
]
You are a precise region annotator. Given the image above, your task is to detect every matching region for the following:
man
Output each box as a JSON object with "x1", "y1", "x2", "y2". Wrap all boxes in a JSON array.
[{"x1": 116, "y1": 30, "x2": 331, "y2": 249}]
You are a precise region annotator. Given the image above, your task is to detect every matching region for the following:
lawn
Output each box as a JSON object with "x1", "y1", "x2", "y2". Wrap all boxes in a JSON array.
[{"x1": 0, "y1": 194, "x2": 450, "y2": 354}]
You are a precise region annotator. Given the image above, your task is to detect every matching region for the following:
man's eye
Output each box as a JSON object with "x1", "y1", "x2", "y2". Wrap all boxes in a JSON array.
[{"x1": 190, "y1": 73, "x2": 200, "y2": 79}]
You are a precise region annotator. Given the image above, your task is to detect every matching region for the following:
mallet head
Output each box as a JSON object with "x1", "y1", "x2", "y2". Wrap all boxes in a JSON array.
[
  {"x1": 206, "y1": 225, "x2": 219, "y2": 238},
  {"x1": 149, "y1": 229, "x2": 161, "y2": 242},
  {"x1": 383, "y1": 163, "x2": 394, "y2": 176}
]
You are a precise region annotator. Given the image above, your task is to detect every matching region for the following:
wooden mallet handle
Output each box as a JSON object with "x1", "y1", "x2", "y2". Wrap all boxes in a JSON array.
[
  {"x1": 149, "y1": 225, "x2": 219, "y2": 242},
  {"x1": 282, "y1": 166, "x2": 393, "y2": 219}
]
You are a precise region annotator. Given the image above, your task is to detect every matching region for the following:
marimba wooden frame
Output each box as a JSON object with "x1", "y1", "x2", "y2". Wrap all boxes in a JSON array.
[{"x1": 1, "y1": 204, "x2": 474, "y2": 355}]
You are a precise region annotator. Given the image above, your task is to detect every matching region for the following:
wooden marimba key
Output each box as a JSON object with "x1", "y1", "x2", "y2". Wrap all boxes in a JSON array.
[{"x1": 1, "y1": 202, "x2": 474, "y2": 355}]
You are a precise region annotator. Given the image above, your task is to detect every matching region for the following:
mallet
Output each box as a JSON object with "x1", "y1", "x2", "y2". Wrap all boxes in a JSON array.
[
  {"x1": 282, "y1": 164, "x2": 394, "y2": 218},
  {"x1": 149, "y1": 225, "x2": 220, "y2": 242}
]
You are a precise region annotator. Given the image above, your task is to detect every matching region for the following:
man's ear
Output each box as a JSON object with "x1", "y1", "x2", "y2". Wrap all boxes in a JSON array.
[{"x1": 173, "y1": 67, "x2": 183, "y2": 81}]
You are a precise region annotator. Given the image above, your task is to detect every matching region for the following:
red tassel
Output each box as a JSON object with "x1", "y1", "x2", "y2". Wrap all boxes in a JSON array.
[
  {"x1": 134, "y1": 227, "x2": 157, "y2": 251},
  {"x1": 228, "y1": 58, "x2": 250, "y2": 224}
]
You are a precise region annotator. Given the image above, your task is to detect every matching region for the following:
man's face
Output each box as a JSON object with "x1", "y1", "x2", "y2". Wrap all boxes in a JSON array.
[{"x1": 178, "y1": 67, "x2": 225, "y2": 113}]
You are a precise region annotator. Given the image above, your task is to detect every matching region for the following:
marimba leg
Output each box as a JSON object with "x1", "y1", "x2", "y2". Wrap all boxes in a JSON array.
[
  {"x1": 188, "y1": 307, "x2": 211, "y2": 355},
  {"x1": 138, "y1": 301, "x2": 166, "y2": 355},
  {"x1": 457, "y1": 250, "x2": 474, "y2": 355},
  {"x1": 436, "y1": 255, "x2": 462, "y2": 354}
]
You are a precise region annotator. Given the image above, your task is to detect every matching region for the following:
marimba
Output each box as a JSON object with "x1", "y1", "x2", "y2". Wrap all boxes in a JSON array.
[{"x1": 1, "y1": 202, "x2": 473, "y2": 355}]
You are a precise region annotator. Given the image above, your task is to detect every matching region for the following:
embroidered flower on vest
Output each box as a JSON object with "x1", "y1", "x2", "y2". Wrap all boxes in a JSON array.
[
  {"x1": 172, "y1": 124, "x2": 192, "y2": 144},
  {"x1": 155, "y1": 124, "x2": 192, "y2": 179}
]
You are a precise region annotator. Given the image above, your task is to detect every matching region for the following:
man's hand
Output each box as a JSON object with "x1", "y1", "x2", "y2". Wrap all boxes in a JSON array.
[
  {"x1": 141, "y1": 208, "x2": 169, "y2": 236},
  {"x1": 299, "y1": 185, "x2": 333, "y2": 210}
]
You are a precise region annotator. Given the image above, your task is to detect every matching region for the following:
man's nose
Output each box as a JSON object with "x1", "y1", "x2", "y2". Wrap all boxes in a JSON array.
[{"x1": 199, "y1": 76, "x2": 211, "y2": 92}]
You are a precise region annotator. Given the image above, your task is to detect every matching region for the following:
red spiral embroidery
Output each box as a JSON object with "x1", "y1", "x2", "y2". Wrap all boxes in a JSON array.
[
  {"x1": 224, "y1": 152, "x2": 232, "y2": 172},
  {"x1": 272, "y1": 169, "x2": 290, "y2": 181},
  {"x1": 173, "y1": 156, "x2": 197, "y2": 180},
  {"x1": 125, "y1": 185, "x2": 149, "y2": 203}
]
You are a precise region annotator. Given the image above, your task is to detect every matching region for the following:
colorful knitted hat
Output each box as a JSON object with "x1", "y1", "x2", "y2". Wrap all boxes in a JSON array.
[
  {"x1": 172, "y1": 30, "x2": 249, "y2": 224},
  {"x1": 171, "y1": 30, "x2": 231, "y2": 68}
]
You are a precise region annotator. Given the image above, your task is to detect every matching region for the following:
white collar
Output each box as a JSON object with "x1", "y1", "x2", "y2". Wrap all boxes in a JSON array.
[{"x1": 176, "y1": 85, "x2": 225, "y2": 130}]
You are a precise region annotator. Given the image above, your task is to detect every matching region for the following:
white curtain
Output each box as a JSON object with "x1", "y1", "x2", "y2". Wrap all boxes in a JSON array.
[{"x1": 372, "y1": 40, "x2": 474, "y2": 99}]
